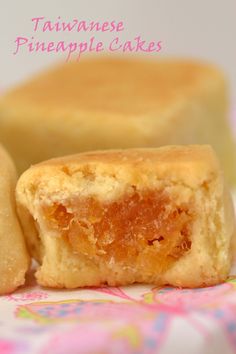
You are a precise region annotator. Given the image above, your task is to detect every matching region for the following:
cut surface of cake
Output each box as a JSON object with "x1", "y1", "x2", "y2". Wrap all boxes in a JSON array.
[
  {"x1": 0, "y1": 144, "x2": 29, "y2": 294},
  {"x1": 16, "y1": 146, "x2": 236, "y2": 288},
  {"x1": 0, "y1": 57, "x2": 235, "y2": 185}
]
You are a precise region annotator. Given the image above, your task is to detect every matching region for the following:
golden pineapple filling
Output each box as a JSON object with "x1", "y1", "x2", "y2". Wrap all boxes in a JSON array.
[{"x1": 45, "y1": 190, "x2": 193, "y2": 272}]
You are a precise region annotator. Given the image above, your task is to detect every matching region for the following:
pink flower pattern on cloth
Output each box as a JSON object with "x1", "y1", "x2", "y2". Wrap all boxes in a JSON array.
[{"x1": 0, "y1": 276, "x2": 236, "y2": 354}]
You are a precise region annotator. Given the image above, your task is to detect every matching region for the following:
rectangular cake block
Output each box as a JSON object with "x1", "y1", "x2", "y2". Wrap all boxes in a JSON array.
[
  {"x1": 16, "y1": 146, "x2": 235, "y2": 288},
  {"x1": 0, "y1": 144, "x2": 29, "y2": 294},
  {"x1": 0, "y1": 58, "x2": 235, "y2": 185}
]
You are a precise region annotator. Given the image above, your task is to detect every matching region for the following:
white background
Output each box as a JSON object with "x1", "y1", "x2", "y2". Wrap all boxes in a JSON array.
[{"x1": 0, "y1": 0, "x2": 236, "y2": 99}]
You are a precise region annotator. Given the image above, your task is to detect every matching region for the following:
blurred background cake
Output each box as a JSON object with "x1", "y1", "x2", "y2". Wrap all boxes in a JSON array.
[{"x1": 0, "y1": 57, "x2": 235, "y2": 185}]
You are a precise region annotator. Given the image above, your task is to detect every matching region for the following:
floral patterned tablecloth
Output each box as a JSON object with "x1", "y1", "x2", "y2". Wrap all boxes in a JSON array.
[{"x1": 0, "y1": 266, "x2": 236, "y2": 354}]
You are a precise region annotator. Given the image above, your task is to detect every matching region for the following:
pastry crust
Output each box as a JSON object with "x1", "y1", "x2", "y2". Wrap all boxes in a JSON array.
[
  {"x1": 0, "y1": 144, "x2": 29, "y2": 294},
  {"x1": 16, "y1": 145, "x2": 236, "y2": 288},
  {"x1": 0, "y1": 57, "x2": 235, "y2": 185}
]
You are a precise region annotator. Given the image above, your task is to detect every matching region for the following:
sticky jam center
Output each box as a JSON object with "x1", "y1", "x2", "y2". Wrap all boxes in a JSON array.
[{"x1": 45, "y1": 190, "x2": 193, "y2": 272}]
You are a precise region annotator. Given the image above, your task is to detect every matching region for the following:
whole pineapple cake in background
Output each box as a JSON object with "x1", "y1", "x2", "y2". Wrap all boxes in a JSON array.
[{"x1": 0, "y1": 57, "x2": 235, "y2": 185}]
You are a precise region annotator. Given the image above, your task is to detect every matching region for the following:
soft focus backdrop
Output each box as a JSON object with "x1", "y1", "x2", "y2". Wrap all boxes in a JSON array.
[{"x1": 1, "y1": 0, "x2": 236, "y2": 101}]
